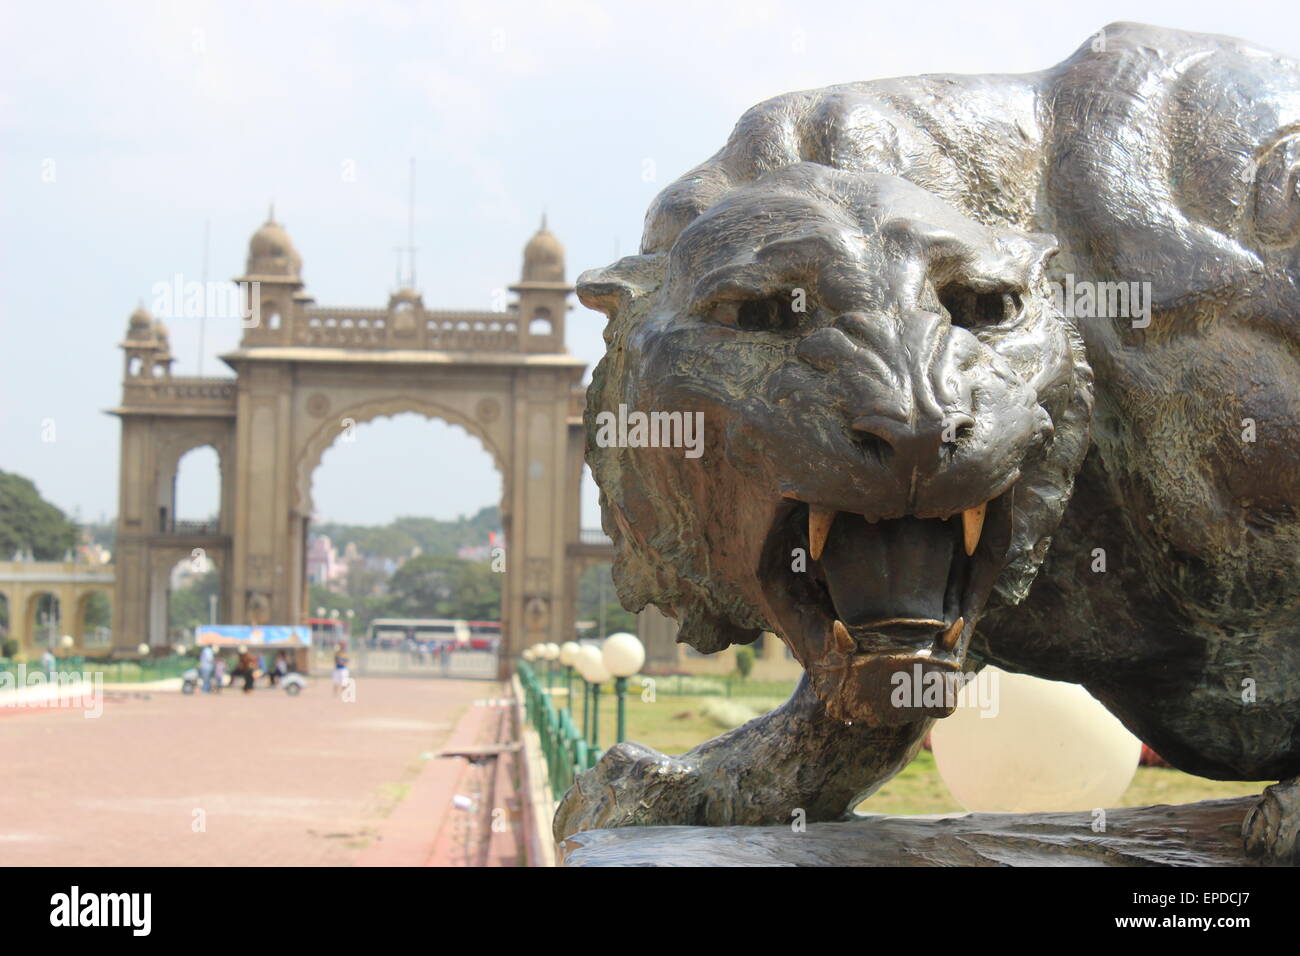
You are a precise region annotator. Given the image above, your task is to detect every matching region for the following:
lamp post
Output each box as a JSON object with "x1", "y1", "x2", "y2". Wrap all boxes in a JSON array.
[
  {"x1": 558, "y1": 641, "x2": 580, "y2": 715},
  {"x1": 602, "y1": 632, "x2": 645, "y2": 744},
  {"x1": 577, "y1": 644, "x2": 610, "y2": 750},
  {"x1": 536, "y1": 643, "x2": 549, "y2": 687},
  {"x1": 544, "y1": 643, "x2": 562, "y2": 693},
  {"x1": 577, "y1": 648, "x2": 591, "y2": 740}
]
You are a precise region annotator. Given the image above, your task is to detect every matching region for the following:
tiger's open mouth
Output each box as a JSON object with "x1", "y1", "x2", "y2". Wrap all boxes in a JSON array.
[{"x1": 758, "y1": 490, "x2": 1015, "y2": 724}]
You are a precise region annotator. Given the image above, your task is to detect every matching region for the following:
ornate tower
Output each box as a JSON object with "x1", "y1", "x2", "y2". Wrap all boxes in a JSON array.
[
  {"x1": 119, "y1": 305, "x2": 173, "y2": 379},
  {"x1": 111, "y1": 304, "x2": 236, "y2": 652},
  {"x1": 512, "y1": 216, "x2": 572, "y2": 353},
  {"x1": 235, "y1": 209, "x2": 305, "y2": 346}
]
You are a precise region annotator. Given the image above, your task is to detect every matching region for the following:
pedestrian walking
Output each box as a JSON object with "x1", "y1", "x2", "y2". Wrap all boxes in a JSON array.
[
  {"x1": 199, "y1": 645, "x2": 215, "y2": 693},
  {"x1": 333, "y1": 642, "x2": 350, "y2": 697},
  {"x1": 238, "y1": 646, "x2": 257, "y2": 694}
]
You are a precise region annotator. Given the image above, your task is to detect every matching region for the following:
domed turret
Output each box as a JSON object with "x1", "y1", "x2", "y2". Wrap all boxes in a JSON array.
[
  {"x1": 126, "y1": 305, "x2": 154, "y2": 342},
  {"x1": 152, "y1": 319, "x2": 172, "y2": 354},
  {"x1": 119, "y1": 305, "x2": 172, "y2": 378},
  {"x1": 246, "y1": 207, "x2": 302, "y2": 277},
  {"x1": 521, "y1": 215, "x2": 565, "y2": 283}
]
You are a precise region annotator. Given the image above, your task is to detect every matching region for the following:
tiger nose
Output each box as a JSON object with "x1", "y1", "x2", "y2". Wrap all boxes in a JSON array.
[{"x1": 850, "y1": 411, "x2": 975, "y2": 472}]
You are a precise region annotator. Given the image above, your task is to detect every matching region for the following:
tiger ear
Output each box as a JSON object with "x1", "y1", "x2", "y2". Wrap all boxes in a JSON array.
[{"x1": 576, "y1": 254, "x2": 665, "y2": 319}]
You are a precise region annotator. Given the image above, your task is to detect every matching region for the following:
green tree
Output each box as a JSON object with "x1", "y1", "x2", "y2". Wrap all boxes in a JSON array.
[
  {"x1": 83, "y1": 591, "x2": 111, "y2": 629},
  {"x1": 578, "y1": 563, "x2": 637, "y2": 637},
  {"x1": 387, "y1": 554, "x2": 501, "y2": 620},
  {"x1": 344, "y1": 563, "x2": 387, "y2": 602},
  {"x1": 734, "y1": 644, "x2": 755, "y2": 680},
  {"x1": 169, "y1": 568, "x2": 221, "y2": 632},
  {"x1": 0, "y1": 471, "x2": 77, "y2": 560}
]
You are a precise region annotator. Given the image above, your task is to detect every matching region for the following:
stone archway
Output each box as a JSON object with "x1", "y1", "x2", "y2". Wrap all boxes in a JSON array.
[
  {"x1": 294, "y1": 395, "x2": 511, "y2": 517},
  {"x1": 24, "y1": 591, "x2": 59, "y2": 652},
  {"x1": 112, "y1": 214, "x2": 590, "y2": 674},
  {"x1": 0, "y1": 559, "x2": 116, "y2": 655},
  {"x1": 294, "y1": 396, "x2": 512, "y2": 650},
  {"x1": 75, "y1": 586, "x2": 114, "y2": 649}
]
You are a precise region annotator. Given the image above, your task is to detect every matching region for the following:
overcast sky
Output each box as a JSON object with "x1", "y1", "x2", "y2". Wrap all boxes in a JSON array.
[{"x1": 1, "y1": 0, "x2": 1293, "y2": 529}]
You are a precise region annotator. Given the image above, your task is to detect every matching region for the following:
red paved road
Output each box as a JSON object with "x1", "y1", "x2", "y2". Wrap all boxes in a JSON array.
[{"x1": 0, "y1": 677, "x2": 491, "y2": 866}]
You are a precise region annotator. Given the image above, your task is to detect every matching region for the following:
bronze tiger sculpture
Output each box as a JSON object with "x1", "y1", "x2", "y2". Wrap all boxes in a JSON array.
[{"x1": 558, "y1": 22, "x2": 1300, "y2": 862}]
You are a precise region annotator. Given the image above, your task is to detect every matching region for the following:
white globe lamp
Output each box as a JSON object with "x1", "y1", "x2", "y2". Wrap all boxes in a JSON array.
[
  {"x1": 602, "y1": 632, "x2": 645, "y2": 678},
  {"x1": 930, "y1": 666, "x2": 1142, "y2": 813},
  {"x1": 602, "y1": 632, "x2": 644, "y2": 743}
]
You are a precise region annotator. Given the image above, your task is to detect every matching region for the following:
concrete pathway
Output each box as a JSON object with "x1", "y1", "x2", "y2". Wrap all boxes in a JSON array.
[{"x1": 0, "y1": 676, "x2": 494, "y2": 866}]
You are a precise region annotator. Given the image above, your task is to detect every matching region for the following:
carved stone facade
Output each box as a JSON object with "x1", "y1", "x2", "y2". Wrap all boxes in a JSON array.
[{"x1": 110, "y1": 215, "x2": 588, "y2": 674}]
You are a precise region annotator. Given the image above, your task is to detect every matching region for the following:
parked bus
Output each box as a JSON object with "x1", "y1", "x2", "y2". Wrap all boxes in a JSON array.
[
  {"x1": 366, "y1": 618, "x2": 470, "y2": 650},
  {"x1": 307, "y1": 617, "x2": 346, "y2": 648},
  {"x1": 467, "y1": 620, "x2": 502, "y2": 651}
]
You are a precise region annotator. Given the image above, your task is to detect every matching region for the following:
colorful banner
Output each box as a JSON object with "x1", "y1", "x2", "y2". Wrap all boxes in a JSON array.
[{"x1": 194, "y1": 625, "x2": 312, "y2": 647}]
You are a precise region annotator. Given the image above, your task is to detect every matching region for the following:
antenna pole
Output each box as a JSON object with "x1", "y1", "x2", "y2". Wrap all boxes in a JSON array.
[
  {"x1": 198, "y1": 219, "x2": 210, "y2": 376},
  {"x1": 407, "y1": 157, "x2": 417, "y2": 288}
]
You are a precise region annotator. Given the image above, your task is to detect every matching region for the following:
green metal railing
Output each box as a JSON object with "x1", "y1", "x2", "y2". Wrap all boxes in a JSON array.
[{"x1": 518, "y1": 659, "x2": 600, "y2": 800}]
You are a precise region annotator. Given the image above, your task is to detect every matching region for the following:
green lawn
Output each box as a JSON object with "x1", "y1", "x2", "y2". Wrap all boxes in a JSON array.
[{"x1": 562, "y1": 686, "x2": 1271, "y2": 815}]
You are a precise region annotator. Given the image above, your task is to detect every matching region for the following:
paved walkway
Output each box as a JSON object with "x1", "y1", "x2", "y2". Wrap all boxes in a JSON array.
[{"x1": 0, "y1": 676, "x2": 494, "y2": 866}]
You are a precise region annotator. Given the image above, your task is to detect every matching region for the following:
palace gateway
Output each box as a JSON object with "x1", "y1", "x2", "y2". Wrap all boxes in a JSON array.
[{"x1": 109, "y1": 214, "x2": 593, "y2": 675}]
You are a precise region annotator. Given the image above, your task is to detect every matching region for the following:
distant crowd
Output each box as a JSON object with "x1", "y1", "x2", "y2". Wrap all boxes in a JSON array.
[{"x1": 197, "y1": 645, "x2": 293, "y2": 694}]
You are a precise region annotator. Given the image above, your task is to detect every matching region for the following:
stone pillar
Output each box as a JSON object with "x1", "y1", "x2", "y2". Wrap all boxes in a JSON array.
[
  {"x1": 112, "y1": 418, "x2": 159, "y2": 651},
  {"x1": 230, "y1": 364, "x2": 297, "y2": 626}
]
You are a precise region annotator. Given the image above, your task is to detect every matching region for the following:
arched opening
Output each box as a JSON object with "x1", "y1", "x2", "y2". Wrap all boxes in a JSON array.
[
  {"x1": 172, "y1": 445, "x2": 221, "y2": 533},
  {"x1": 307, "y1": 411, "x2": 504, "y2": 678},
  {"x1": 78, "y1": 590, "x2": 113, "y2": 648},
  {"x1": 26, "y1": 591, "x2": 60, "y2": 652},
  {"x1": 168, "y1": 552, "x2": 220, "y2": 643},
  {"x1": 529, "y1": 308, "x2": 553, "y2": 336}
]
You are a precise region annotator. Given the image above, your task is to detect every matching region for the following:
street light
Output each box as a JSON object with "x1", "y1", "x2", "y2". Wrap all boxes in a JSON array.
[
  {"x1": 540, "y1": 642, "x2": 560, "y2": 693},
  {"x1": 559, "y1": 641, "x2": 580, "y2": 714},
  {"x1": 576, "y1": 644, "x2": 610, "y2": 750},
  {"x1": 602, "y1": 632, "x2": 645, "y2": 744}
]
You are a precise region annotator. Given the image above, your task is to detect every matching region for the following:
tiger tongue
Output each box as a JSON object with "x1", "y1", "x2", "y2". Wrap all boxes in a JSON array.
[{"x1": 819, "y1": 513, "x2": 955, "y2": 628}]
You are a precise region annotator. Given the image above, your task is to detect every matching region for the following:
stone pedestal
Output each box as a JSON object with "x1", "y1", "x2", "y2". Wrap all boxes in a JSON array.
[{"x1": 560, "y1": 797, "x2": 1273, "y2": 866}]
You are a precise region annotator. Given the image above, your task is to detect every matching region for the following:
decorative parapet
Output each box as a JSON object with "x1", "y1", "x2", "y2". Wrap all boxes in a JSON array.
[
  {"x1": 297, "y1": 306, "x2": 523, "y2": 352},
  {"x1": 0, "y1": 561, "x2": 115, "y2": 585},
  {"x1": 117, "y1": 377, "x2": 237, "y2": 415}
]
